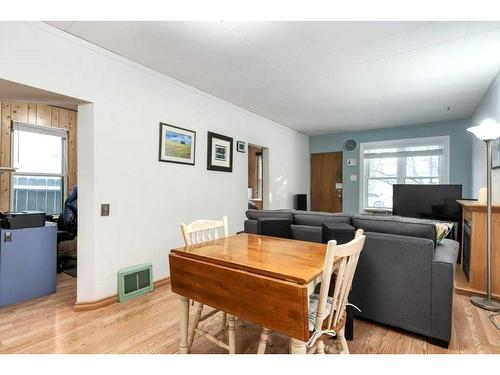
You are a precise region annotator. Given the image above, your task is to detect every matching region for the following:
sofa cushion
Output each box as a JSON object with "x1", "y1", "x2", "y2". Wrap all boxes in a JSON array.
[
  {"x1": 321, "y1": 222, "x2": 355, "y2": 244},
  {"x1": 291, "y1": 224, "x2": 322, "y2": 243},
  {"x1": 257, "y1": 217, "x2": 292, "y2": 239},
  {"x1": 434, "y1": 238, "x2": 460, "y2": 263},
  {"x1": 244, "y1": 219, "x2": 257, "y2": 234},
  {"x1": 435, "y1": 222, "x2": 454, "y2": 244},
  {"x1": 352, "y1": 214, "x2": 437, "y2": 244},
  {"x1": 350, "y1": 232, "x2": 434, "y2": 336},
  {"x1": 245, "y1": 209, "x2": 293, "y2": 221},
  {"x1": 293, "y1": 211, "x2": 352, "y2": 227}
]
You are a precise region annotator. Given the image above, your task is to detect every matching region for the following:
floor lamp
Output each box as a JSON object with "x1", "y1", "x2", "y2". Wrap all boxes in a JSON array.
[{"x1": 467, "y1": 119, "x2": 500, "y2": 311}]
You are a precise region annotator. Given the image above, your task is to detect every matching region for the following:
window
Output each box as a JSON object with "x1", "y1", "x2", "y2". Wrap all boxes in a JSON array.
[
  {"x1": 359, "y1": 136, "x2": 450, "y2": 211},
  {"x1": 11, "y1": 122, "x2": 67, "y2": 215}
]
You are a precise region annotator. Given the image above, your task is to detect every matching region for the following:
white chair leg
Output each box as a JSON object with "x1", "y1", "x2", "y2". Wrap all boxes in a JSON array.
[
  {"x1": 188, "y1": 302, "x2": 204, "y2": 353},
  {"x1": 338, "y1": 328, "x2": 349, "y2": 354},
  {"x1": 289, "y1": 338, "x2": 307, "y2": 354},
  {"x1": 257, "y1": 328, "x2": 272, "y2": 354},
  {"x1": 316, "y1": 339, "x2": 325, "y2": 354},
  {"x1": 228, "y1": 315, "x2": 236, "y2": 354}
]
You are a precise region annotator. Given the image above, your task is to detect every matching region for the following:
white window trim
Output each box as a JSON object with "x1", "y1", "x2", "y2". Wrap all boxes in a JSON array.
[
  {"x1": 358, "y1": 136, "x2": 450, "y2": 213},
  {"x1": 10, "y1": 121, "x2": 69, "y2": 212}
]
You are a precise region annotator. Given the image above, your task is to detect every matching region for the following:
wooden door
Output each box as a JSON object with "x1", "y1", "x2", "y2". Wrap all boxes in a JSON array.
[{"x1": 311, "y1": 152, "x2": 343, "y2": 213}]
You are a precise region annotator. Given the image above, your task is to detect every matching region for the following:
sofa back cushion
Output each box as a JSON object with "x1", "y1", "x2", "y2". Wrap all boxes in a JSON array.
[
  {"x1": 245, "y1": 209, "x2": 293, "y2": 221},
  {"x1": 257, "y1": 217, "x2": 292, "y2": 239},
  {"x1": 293, "y1": 211, "x2": 352, "y2": 227},
  {"x1": 352, "y1": 214, "x2": 436, "y2": 244},
  {"x1": 291, "y1": 224, "x2": 322, "y2": 243}
]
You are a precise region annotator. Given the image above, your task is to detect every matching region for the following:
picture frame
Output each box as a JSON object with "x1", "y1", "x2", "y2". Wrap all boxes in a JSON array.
[
  {"x1": 493, "y1": 138, "x2": 500, "y2": 169},
  {"x1": 207, "y1": 131, "x2": 233, "y2": 172},
  {"x1": 158, "y1": 123, "x2": 196, "y2": 165},
  {"x1": 236, "y1": 141, "x2": 246, "y2": 153}
]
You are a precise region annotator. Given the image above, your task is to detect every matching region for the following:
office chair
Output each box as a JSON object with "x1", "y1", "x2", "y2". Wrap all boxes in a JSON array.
[{"x1": 47, "y1": 186, "x2": 77, "y2": 274}]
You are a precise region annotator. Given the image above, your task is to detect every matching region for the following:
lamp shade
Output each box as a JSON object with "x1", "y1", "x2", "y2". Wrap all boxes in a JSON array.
[{"x1": 467, "y1": 119, "x2": 500, "y2": 141}]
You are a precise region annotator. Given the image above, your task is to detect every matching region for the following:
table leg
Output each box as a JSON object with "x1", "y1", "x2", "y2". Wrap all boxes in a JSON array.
[
  {"x1": 290, "y1": 337, "x2": 307, "y2": 354},
  {"x1": 179, "y1": 296, "x2": 190, "y2": 354}
]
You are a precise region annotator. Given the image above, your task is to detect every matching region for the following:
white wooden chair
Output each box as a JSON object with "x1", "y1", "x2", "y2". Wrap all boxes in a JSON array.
[
  {"x1": 180, "y1": 216, "x2": 237, "y2": 354},
  {"x1": 257, "y1": 229, "x2": 366, "y2": 354}
]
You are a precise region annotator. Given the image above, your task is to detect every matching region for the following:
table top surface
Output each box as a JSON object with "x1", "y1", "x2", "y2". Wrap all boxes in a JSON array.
[
  {"x1": 457, "y1": 199, "x2": 500, "y2": 209},
  {"x1": 170, "y1": 233, "x2": 327, "y2": 284}
]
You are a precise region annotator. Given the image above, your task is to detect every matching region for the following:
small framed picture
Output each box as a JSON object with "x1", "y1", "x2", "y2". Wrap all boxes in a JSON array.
[
  {"x1": 237, "y1": 141, "x2": 246, "y2": 153},
  {"x1": 159, "y1": 123, "x2": 196, "y2": 165},
  {"x1": 207, "y1": 131, "x2": 233, "y2": 172}
]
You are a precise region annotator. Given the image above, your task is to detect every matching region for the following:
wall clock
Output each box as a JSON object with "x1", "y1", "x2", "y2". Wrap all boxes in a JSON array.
[{"x1": 344, "y1": 139, "x2": 358, "y2": 152}]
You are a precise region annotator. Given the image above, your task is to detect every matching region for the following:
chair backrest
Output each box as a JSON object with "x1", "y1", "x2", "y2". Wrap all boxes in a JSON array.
[
  {"x1": 57, "y1": 185, "x2": 78, "y2": 235},
  {"x1": 314, "y1": 229, "x2": 366, "y2": 331},
  {"x1": 180, "y1": 216, "x2": 229, "y2": 245}
]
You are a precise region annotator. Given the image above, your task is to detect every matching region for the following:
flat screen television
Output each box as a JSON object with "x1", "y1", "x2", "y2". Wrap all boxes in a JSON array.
[{"x1": 392, "y1": 184, "x2": 463, "y2": 222}]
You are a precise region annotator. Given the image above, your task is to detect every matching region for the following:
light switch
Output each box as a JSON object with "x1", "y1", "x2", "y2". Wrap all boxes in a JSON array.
[
  {"x1": 350, "y1": 175, "x2": 358, "y2": 182},
  {"x1": 101, "y1": 204, "x2": 110, "y2": 216}
]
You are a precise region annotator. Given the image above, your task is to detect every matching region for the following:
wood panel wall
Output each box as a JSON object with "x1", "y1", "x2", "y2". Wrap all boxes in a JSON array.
[{"x1": 0, "y1": 102, "x2": 77, "y2": 211}]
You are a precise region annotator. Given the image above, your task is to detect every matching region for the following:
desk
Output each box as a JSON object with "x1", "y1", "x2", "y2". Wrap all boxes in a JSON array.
[
  {"x1": 169, "y1": 233, "x2": 332, "y2": 354},
  {"x1": 0, "y1": 223, "x2": 57, "y2": 307}
]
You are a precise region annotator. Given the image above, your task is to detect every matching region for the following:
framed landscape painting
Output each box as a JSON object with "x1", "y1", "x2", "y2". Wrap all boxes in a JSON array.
[
  {"x1": 207, "y1": 131, "x2": 233, "y2": 172},
  {"x1": 159, "y1": 123, "x2": 196, "y2": 165}
]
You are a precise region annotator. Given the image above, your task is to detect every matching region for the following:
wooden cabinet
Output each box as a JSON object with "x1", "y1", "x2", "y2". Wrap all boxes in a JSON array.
[{"x1": 456, "y1": 200, "x2": 500, "y2": 298}]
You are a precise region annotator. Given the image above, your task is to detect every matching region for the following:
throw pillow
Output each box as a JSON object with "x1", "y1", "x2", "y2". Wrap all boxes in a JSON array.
[{"x1": 435, "y1": 222, "x2": 454, "y2": 244}]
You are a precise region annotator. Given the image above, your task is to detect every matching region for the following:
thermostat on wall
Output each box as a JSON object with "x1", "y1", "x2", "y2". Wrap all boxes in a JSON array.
[{"x1": 346, "y1": 158, "x2": 357, "y2": 166}]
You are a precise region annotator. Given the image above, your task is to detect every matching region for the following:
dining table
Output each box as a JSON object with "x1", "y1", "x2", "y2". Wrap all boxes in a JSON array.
[{"x1": 169, "y1": 233, "x2": 340, "y2": 354}]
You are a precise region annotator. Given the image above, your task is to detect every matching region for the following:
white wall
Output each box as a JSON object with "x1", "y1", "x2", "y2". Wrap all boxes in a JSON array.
[
  {"x1": 471, "y1": 72, "x2": 500, "y2": 203},
  {"x1": 0, "y1": 22, "x2": 310, "y2": 302}
]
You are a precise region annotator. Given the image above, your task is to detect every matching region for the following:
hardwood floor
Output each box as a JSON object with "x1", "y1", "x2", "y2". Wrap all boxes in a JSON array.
[{"x1": 0, "y1": 274, "x2": 499, "y2": 354}]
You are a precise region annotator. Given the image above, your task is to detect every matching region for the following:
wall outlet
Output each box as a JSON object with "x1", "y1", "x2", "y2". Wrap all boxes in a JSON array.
[
  {"x1": 101, "y1": 204, "x2": 110, "y2": 216},
  {"x1": 4, "y1": 231, "x2": 12, "y2": 242}
]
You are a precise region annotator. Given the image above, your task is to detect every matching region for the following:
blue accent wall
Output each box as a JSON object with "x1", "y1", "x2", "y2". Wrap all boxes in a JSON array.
[{"x1": 309, "y1": 119, "x2": 473, "y2": 213}]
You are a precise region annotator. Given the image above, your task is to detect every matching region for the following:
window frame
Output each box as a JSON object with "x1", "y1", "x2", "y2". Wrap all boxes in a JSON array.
[
  {"x1": 10, "y1": 121, "x2": 68, "y2": 214},
  {"x1": 359, "y1": 136, "x2": 450, "y2": 213}
]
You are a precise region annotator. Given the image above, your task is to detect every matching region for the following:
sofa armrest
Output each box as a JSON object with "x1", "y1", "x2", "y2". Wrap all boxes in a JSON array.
[
  {"x1": 244, "y1": 219, "x2": 257, "y2": 234},
  {"x1": 351, "y1": 232, "x2": 435, "y2": 336},
  {"x1": 431, "y1": 239, "x2": 459, "y2": 344}
]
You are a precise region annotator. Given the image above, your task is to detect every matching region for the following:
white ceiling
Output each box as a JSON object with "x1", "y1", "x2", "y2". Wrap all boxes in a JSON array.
[
  {"x1": 46, "y1": 21, "x2": 500, "y2": 135},
  {"x1": 0, "y1": 78, "x2": 84, "y2": 110}
]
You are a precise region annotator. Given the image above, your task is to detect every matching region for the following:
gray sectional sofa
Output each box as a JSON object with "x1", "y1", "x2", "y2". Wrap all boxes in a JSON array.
[{"x1": 244, "y1": 209, "x2": 459, "y2": 347}]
